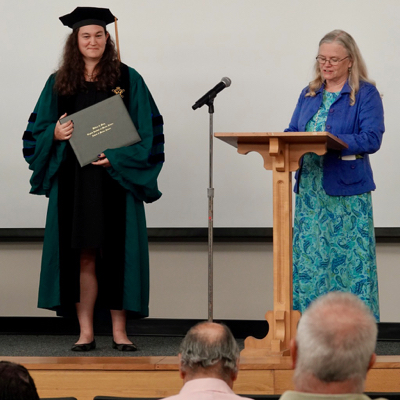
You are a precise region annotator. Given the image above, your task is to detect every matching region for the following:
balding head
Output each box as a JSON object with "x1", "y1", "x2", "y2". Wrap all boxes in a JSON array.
[
  {"x1": 292, "y1": 292, "x2": 377, "y2": 394},
  {"x1": 179, "y1": 322, "x2": 240, "y2": 385}
]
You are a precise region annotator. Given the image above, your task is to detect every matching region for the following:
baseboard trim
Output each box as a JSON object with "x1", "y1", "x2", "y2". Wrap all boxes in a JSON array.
[
  {"x1": 1, "y1": 227, "x2": 400, "y2": 243},
  {"x1": 0, "y1": 317, "x2": 398, "y2": 341}
]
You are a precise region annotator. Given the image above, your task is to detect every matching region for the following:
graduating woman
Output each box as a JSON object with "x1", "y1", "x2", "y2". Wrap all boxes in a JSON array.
[{"x1": 23, "y1": 7, "x2": 164, "y2": 351}]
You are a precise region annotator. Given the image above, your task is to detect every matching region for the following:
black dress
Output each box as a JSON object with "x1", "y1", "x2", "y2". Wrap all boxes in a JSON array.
[{"x1": 57, "y1": 82, "x2": 127, "y2": 312}]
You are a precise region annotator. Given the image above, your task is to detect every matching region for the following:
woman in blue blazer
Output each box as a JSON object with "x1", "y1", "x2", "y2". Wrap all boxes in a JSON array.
[{"x1": 286, "y1": 30, "x2": 384, "y2": 320}]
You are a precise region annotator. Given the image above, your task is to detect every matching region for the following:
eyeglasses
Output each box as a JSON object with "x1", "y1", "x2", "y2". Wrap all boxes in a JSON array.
[{"x1": 316, "y1": 56, "x2": 349, "y2": 66}]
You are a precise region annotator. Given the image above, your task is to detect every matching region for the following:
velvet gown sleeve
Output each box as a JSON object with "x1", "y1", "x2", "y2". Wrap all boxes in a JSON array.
[
  {"x1": 104, "y1": 67, "x2": 164, "y2": 204},
  {"x1": 22, "y1": 74, "x2": 67, "y2": 197},
  {"x1": 23, "y1": 68, "x2": 164, "y2": 203}
]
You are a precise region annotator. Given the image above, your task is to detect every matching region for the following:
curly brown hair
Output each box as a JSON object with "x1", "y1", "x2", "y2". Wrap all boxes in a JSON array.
[{"x1": 55, "y1": 27, "x2": 120, "y2": 95}]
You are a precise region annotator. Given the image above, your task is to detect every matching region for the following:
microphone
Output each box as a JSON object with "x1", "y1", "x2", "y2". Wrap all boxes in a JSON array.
[{"x1": 192, "y1": 77, "x2": 232, "y2": 110}]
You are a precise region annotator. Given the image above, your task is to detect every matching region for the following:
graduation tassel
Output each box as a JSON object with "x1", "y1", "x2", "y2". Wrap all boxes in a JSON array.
[{"x1": 114, "y1": 16, "x2": 121, "y2": 61}]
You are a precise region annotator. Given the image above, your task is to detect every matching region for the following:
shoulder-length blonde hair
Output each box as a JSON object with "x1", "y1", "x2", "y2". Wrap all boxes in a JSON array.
[{"x1": 307, "y1": 30, "x2": 375, "y2": 106}]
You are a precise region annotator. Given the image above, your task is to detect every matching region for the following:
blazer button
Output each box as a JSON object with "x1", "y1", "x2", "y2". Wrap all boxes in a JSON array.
[
  {"x1": 326, "y1": 125, "x2": 331, "y2": 130},
  {"x1": 330, "y1": 109, "x2": 334, "y2": 113},
  {"x1": 351, "y1": 165, "x2": 356, "y2": 169}
]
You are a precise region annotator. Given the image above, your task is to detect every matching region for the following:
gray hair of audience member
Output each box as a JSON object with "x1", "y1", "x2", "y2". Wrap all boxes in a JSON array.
[
  {"x1": 0, "y1": 361, "x2": 40, "y2": 400},
  {"x1": 294, "y1": 292, "x2": 377, "y2": 390},
  {"x1": 179, "y1": 322, "x2": 240, "y2": 379}
]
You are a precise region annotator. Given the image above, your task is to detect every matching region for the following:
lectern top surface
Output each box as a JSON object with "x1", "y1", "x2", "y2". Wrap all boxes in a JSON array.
[{"x1": 214, "y1": 131, "x2": 348, "y2": 151}]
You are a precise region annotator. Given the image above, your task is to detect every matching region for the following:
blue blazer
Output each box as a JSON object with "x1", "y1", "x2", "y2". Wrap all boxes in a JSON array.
[{"x1": 285, "y1": 81, "x2": 384, "y2": 196}]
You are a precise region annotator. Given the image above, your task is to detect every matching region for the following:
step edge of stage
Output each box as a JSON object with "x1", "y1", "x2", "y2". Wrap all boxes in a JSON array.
[{"x1": 1, "y1": 355, "x2": 400, "y2": 371}]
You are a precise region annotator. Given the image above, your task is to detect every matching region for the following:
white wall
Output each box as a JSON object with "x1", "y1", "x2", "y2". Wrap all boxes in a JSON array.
[
  {"x1": 1, "y1": 0, "x2": 399, "y2": 228},
  {"x1": 1, "y1": 1, "x2": 399, "y2": 323},
  {"x1": 1, "y1": 242, "x2": 398, "y2": 322}
]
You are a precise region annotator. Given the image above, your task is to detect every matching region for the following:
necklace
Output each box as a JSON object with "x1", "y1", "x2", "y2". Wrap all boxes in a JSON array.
[{"x1": 84, "y1": 72, "x2": 96, "y2": 82}]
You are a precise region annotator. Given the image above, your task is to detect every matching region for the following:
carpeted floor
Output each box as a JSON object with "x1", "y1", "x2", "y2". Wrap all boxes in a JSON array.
[
  {"x1": 0, "y1": 335, "x2": 185, "y2": 357},
  {"x1": 0, "y1": 335, "x2": 398, "y2": 357}
]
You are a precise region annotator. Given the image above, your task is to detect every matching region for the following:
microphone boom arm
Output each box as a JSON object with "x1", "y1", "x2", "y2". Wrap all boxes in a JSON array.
[{"x1": 192, "y1": 77, "x2": 231, "y2": 110}]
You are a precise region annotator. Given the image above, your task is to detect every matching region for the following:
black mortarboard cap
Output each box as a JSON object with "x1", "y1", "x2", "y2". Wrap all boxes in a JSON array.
[{"x1": 59, "y1": 7, "x2": 116, "y2": 30}]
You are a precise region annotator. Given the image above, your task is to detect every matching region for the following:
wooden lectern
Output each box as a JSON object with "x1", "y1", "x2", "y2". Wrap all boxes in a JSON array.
[{"x1": 215, "y1": 132, "x2": 348, "y2": 356}]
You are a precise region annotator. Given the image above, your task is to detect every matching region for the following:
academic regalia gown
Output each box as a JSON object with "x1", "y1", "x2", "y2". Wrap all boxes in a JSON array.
[{"x1": 22, "y1": 64, "x2": 164, "y2": 317}]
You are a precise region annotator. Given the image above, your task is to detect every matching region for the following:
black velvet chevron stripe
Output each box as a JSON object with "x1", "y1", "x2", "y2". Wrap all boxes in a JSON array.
[
  {"x1": 23, "y1": 148, "x2": 35, "y2": 157},
  {"x1": 152, "y1": 115, "x2": 163, "y2": 127},
  {"x1": 22, "y1": 131, "x2": 35, "y2": 142},
  {"x1": 148, "y1": 152, "x2": 165, "y2": 164},
  {"x1": 28, "y1": 113, "x2": 37, "y2": 123},
  {"x1": 152, "y1": 134, "x2": 165, "y2": 146}
]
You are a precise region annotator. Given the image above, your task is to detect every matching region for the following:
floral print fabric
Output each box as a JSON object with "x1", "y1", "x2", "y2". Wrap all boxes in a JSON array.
[{"x1": 293, "y1": 90, "x2": 380, "y2": 321}]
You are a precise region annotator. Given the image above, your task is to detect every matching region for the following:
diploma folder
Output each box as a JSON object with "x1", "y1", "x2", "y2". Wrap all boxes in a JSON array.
[{"x1": 61, "y1": 95, "x2": 141, "y2": 167}]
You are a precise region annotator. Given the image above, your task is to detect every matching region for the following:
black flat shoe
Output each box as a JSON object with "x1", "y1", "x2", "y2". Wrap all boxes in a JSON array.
[
  {"x1": 112, "y1": 340, "x2": 137, "y2": 352},
  {"x1": 71, "y1": 339, "x2": 96, "y2": 352}
]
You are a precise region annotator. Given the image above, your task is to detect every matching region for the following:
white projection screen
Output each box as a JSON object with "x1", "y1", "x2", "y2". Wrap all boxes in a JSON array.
[{"x1": 1, "y1": 0, "x2": 398, "y2": 230}]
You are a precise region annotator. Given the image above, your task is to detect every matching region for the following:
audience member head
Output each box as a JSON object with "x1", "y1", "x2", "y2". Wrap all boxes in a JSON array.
[
  {"x1": 292, "y1": 291, "x2": 377, "y2": 394},
  {"x1": 179, "y1": 322, "x2": 240, "y2": 387},
  {"x1": 0, "y1": 361, "x2": 40, "y2": 400}
]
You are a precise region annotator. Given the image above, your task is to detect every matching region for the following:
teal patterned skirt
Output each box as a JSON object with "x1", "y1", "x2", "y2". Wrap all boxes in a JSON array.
[{"x1": 293, "y1": 153, "x2": 380, "y2": 321}]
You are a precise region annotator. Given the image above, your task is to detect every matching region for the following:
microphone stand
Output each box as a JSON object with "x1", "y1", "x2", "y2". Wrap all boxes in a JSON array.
[
  {"x1": 206, "y1": 97, "x2": 215, "y2": 322},
  {"x1": 193, "y1": 81, "x2": 231, "y2": 322}
]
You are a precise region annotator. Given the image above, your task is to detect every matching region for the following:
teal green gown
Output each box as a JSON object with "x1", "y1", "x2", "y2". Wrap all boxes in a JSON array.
[
  {"x1": 23, "y1": 65, "x2": 164, "y2": 317},
  {"x1": 293, "y1": 90, "x2": 380, "y2": 321}
]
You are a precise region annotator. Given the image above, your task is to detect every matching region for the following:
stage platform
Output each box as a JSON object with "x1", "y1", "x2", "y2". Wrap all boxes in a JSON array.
[{"x1": 2, "y1": 355, "x2": 400, "y2": 400}]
